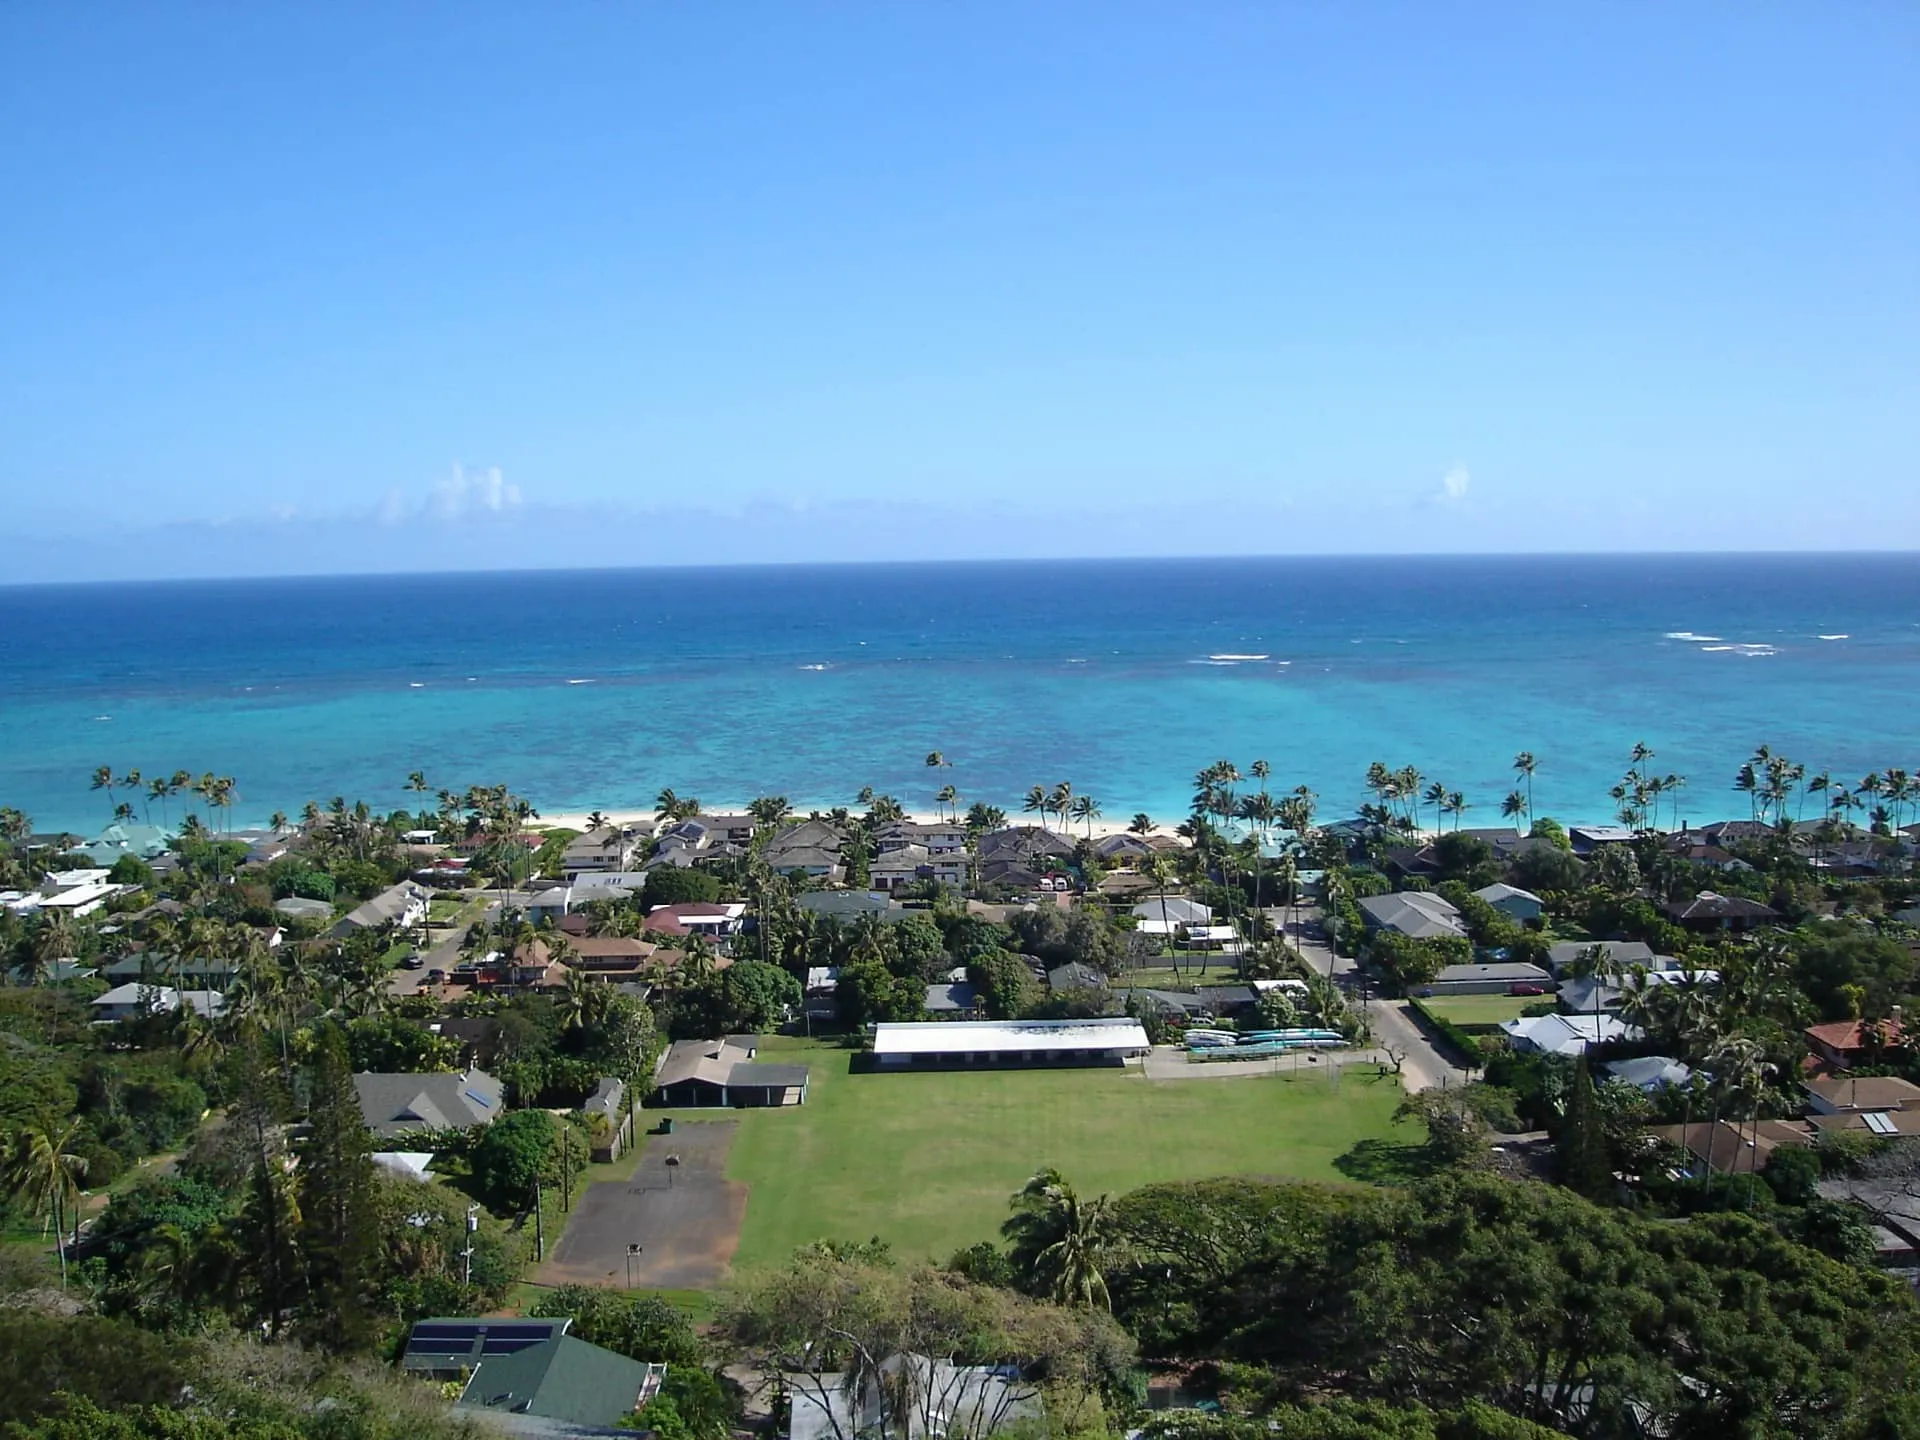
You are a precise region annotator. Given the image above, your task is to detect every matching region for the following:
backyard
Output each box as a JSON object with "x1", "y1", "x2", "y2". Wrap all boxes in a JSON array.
[{"x1": 642, "y1": 1037, "x2": 1405, "y2": 1272}]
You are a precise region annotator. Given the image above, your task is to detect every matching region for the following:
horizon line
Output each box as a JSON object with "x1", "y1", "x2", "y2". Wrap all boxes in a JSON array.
[{"x1": 6, "y1": 548, "x2": 1918, "y2": 593}]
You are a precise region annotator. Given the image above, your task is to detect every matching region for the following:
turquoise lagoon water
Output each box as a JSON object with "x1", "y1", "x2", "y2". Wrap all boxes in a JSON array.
[{"x1": 2, "y1": 555, "x2": 1916, "y2": 835}]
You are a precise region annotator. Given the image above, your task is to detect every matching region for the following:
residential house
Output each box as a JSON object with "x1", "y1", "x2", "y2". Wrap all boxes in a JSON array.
[
  {"x1": 980, "y1": 859, "x2": 1047, "y2": 892},
  {"x1": 581, "y1": 1077, "x2": 633, "y2": 1162},
  {"x1": 90, "y1": 984, "x2": 225, "y2": 1024},
  {"x1": 653, "y1": 1037, "x2": 809, "y2": 1106},
  {"x1": 1091, "y1": 833, "x2": 1156, "y2": 866},
  {"x1": 1472, "y1": 883, "x2": 1543, "y2": 924},
  {"x1": 1500, "y1": 1011, "x2": 1640, "y2": 1057},
  {"x1": 563, "y1": 935, "x2": 662, "y2": 983},
  {"x1": 1660, "y1": 891, "x2": 1780, "y2": 933},
  {"x1": 353, "y1": 1067, "x2": 506, "y2": 1139},
  {"x1": 874, "y1": 819, "x2": 968, "y2": 855},
  {"x1": 764, "y1": 819, "x2": 848, "y2": 879},
  {"x1": 1568, "y1": 825, "x2": 1638, "y2": 855},
  {"x1": 979, "y1": 826, "x2": 1077, "y2": 866},
  {"x1": 1805, "y1": 1016, "x2": 1907, "y2": 1072},
  {"x1": 1131, "y1": 896, "x2": 1213, "y2": 933},
  {"x1": 871, "y1": 845, "x2": 968, "y2": 892},
  {"x1": 1649, "y1": 1119, "x2": 1814, "y2": 1177},
  {"x1": 1697, "y1": 819, "x2": 1776, "y2": 847},
  {"x1": 1356, "y1": 890, "x2": 1467, "y2": 942},
  {"x1": 1423, "y1": 960, "x2": 1553, "y2": 996},
  {"x1": 925, "y1": 982, "x2": 982, "y2": 1016},
  {"x1": 1558, "y1": 965, "x2": 1718, "y2": 1017},
  {"x1": 1047, "y1": 961, "x2": 1109, "y2": 992},
  {"x1": 101, "y1": 953, "x2": 242, "y2": 988},
  {"x1": 1803, "y1": 1075, "x2": 1920, "y2": 1115},
  {"x1": 1545, "y1": 939, "x2": 1658, "y2": 978},
  {"x1": 402, "y1": 1318, "x2": 665, "y2": 1431},
  {"x1": 797, "y1": 890, "x2": 893, "y2": 922},
  {"x1": 563, "y1": 871, "x2": 652, "y2": 910},
  {"x1": 1603, "y1": 1056, "x2": 1694, "y2": 1093},
  {"x1": 562, "y1": 825, "x2": 640, "y2": 876},
  {"x1": 77, "y1": 821, "x2": 173, "y2": 866},
  {"x1": 644, "y1": 901, "x2": 745, "y2": 939},
  {"x1": 328, "y1": 881, "x2": 428, "y2": 938}
]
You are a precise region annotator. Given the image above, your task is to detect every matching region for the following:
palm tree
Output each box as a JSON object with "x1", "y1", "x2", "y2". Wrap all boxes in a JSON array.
[
  {"x1": 1440, "y1": 791, "x2": 1467, "y2": 831},
  {"x1": 1500, "y1": 789, "x2": 1527, "y2": 828},
  {"x1": 407, "y1": 770, "x2": 433, "y2": 824},
  {"x1": 654, "y1": 789, "x2": 684, "y2": 825},
  {"x1": 90, "y1": 765, "x2": 116, "y2": 819},
  {"x1": 1511, "y1": 752, "x2": 1536, "y2": 823},
  {"x1": 148, "y1": 777, "x2": 171, "y2": 827},
  {"x1": 1069, "y1": 795, "x2": 1102, "y2": 839},
  {"x1": 1048, "y1": 782, "x2": 1074, "y2": 833},
  {"x1": 5, "y1": 1118, "x2": 90, "y2": 1288},
  {"x1": 1001, "y1": 1168, "x2": 1117, "y2": 1309},
  {"x1": 1129, "y1": 813, "x2": 1157, "y2": 836},
  {"x1": 925, "y1": 751, "x2": 947, "y2": 769},
  {"x1": 1421, "y1": 780, "x2": 1448, "y2": 836},
  {"x1": 935, "y1": 784, "x2": 957, "y2": 822},
  {"x1": 1023, "y1": 786, "x2": 1050, "y2": 830}
]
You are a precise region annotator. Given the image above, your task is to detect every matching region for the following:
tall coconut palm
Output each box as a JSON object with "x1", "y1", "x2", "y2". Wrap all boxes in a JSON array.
[
  {"x1": 1069, "y1": 794, "x2": 1102, "y2": 839},
  {"x1": 1128, "y1": 813, "x2": 1157, "y2": 836},
  {"x1": 1048, "y1": 782, "x2": 1074, "y2": 832},
  {"x1": 406, "y1": 770, "x2": 433, "y2": 825},
  {"x1": 1023, "y1": 786, "x2": 1050, "y2": 831},
  {"x1": 1500, "y1": 790, "x2": 1527, "y2": 828},
  {"x1": 90, "y1": 765, "x2": 116, "y2": 819},
  {"x1": 1001, "y1": 1168, "x2": 1117, "y2": 1309},
  {"x1": 1421, "y1": 780, "x2": 1448, "y2": 836},
  {"x1": 925, "y1": 751, "x2": 947, "y2": 769},
  {"x1": 935, "y1": 785, "x2": 957, "y2": 822},
  {"x1": 1512, "y1": 752, "x2": 1537, "y2": 824},
  {"x1": 5, "y1": 1118, "x2": 89, "y2": 1288}
]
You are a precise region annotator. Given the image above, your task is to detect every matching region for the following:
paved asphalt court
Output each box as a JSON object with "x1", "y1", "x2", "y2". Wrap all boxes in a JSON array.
[{"x1": 538, "y1": 1120, "x2": 746, "y2": 1289}]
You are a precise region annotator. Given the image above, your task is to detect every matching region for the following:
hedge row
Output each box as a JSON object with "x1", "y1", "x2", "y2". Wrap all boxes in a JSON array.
[{"x1": 1408, "y1": 997, "x2": 1488, "y2": 1067}]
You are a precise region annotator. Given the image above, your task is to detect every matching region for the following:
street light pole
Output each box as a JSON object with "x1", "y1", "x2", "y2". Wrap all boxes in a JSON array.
[{"x1": 626, "y1": 1242, "x2": 642, "y2": 1290}]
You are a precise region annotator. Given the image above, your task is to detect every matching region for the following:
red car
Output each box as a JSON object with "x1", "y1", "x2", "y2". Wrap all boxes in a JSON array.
[{"x1": 1508, "y1": 983, "x2": 1546, "y2": 996}]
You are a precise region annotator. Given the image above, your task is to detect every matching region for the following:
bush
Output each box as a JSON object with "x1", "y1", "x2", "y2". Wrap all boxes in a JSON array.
[
  {"x1": 642, "y1": 868, "x2": 722, "y2": 908},
  {"x1": 467, "y1": 1109, "x2": 558, "y2": 1214},
  {"x1": 530, "y1": 1285, "x2": 703, "y2": 1364},
  {"x1": 0, "y1": 1314, "x2": 196, "y2": 1425},
  {"x1": 1408, "y1": 998, "x2": 1485, "y2": 1067}
]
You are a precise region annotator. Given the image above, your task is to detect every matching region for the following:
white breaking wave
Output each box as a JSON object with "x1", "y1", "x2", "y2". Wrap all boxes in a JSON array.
[
  {"x1": 798, "y1": 664, "x2": 829, "y2": 671},
  {"x1": 1209, "y1": 653, "x2": 1269, "y2": 661},
  {"x1": 409, "y1": 682, "x2": 425, "y2": 688},
  {"x1": 1701, "y1": 643, "x2": 1776, "y2": 656},
  {"x1": 566, "y1": 678, "x2": 595, "y2": 685},
  {"x1": 1665, "y1": 631, "x2": 1723, "y2": 642},
  {"x1": 1818, "y1": 634, "x2": 1849, "y2": 641}
]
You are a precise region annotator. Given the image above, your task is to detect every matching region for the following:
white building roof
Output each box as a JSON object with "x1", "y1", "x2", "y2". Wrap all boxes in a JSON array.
[
  {"x1": 1131, "y1": 897, "x2": 1212, "y2": 924},
  {"x1": 1474, "y1": 883, "x2": 1543, "y2": 906},
  {"x1": 872, "y1": 1018, "x2": 1150, "y2": 1057},
  {"x1": 1501, "y1": 1011, "x2": 1639, "y2": 1057}
]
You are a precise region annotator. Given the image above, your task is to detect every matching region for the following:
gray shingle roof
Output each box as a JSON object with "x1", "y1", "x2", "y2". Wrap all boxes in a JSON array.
[{"x1": 354, "y1": 1068, "x2": 504, "y2": 1137}]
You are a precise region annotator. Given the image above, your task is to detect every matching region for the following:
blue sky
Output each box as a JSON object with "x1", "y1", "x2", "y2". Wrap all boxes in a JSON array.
[{"x1": 2, "y1": 2, "x2": 1915, "y2": 579}]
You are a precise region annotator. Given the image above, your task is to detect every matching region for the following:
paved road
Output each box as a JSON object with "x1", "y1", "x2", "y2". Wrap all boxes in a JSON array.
[{"x1": 1263, "y1": 902, "x2": 1465, "y2": 1094}]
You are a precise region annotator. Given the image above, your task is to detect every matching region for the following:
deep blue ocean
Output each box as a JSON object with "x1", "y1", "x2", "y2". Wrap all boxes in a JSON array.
[{"x1": 3, "y1": 555, "x2": 1917, "y2": 836}]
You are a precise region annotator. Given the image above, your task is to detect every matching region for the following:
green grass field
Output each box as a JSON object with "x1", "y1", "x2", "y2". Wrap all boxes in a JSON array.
[
  {"x1": 651, "y1": 1038, "x2": 1404, "y2": 1272},
  {"x1": 1417, "y1": 994, "x2": 1537, "y2": 1028}
]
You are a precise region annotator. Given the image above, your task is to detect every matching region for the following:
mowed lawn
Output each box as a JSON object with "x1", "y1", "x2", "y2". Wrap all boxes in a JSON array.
[
  {"x1": 1418, "y1": 993, "x2": 1540, "y2": 1027},
  {"x1": 654, "y1": 1038, "x2": 1403, "y2": 1272}
]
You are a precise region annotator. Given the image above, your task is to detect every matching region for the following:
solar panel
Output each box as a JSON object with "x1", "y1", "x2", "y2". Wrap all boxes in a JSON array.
[
  {"x1": 1864, "y1": 1111, "x2": 1898, "y2": 1136},
  {"x1": 403, "y1": 1319, "x2": 565, "y2": 1359},
  {"x1": 465, "y1": 1089, "x2": 495, "y2": 1110}
]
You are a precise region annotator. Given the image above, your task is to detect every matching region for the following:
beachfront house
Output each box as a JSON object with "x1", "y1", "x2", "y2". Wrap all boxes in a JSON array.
[
  {"x1": 562, "y1": 825, "x2": 641, "y2": 876},
  {"x1": 1131, "y1": 896, "x2": 1213, "y2": 935}
]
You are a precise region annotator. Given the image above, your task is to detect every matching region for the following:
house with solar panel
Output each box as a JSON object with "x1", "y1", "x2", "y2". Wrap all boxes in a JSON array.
[
  {"x1": 354, "y1": 1066, "x2": 505, "y2": 1139},
  {"x1": 402, "y1": 1317, "x2": 665, "y2": 1430}
]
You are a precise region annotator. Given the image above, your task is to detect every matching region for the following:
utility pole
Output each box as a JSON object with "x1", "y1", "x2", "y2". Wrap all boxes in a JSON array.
[
  {"x1": 534, "y1": 1178, "x2": 545, "y2": 1262},
  {"x1": 463, "y1": 1203, "x2": 479, "y2": 1287}
]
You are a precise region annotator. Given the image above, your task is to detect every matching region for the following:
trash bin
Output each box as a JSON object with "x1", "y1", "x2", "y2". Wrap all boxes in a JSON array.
[{"x1": 659, "y1": 1117, "x2": 675, "y2": 1136}]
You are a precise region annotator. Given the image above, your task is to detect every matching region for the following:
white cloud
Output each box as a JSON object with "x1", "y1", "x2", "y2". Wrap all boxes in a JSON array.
[
  {"x1": 1434, "y1": 462, "x2": 1470, "y2": 505},
  {"x1": 430, "y1": 463, "x2": 522, "y2": 521}
]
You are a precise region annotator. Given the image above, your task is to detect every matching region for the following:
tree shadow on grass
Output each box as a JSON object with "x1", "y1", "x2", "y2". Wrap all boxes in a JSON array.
[{"x1": 1334, "y1": 1136, "x2": 1440, "y2": 1187}]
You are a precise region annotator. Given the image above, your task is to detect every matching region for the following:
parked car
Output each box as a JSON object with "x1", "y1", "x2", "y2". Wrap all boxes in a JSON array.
[
  {"x1": 1508, "y1": 982, "x2": 1546, "y2": 996},
  {"x1": 426, "y1": 968, "x2": 446, "y2": 983}
]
